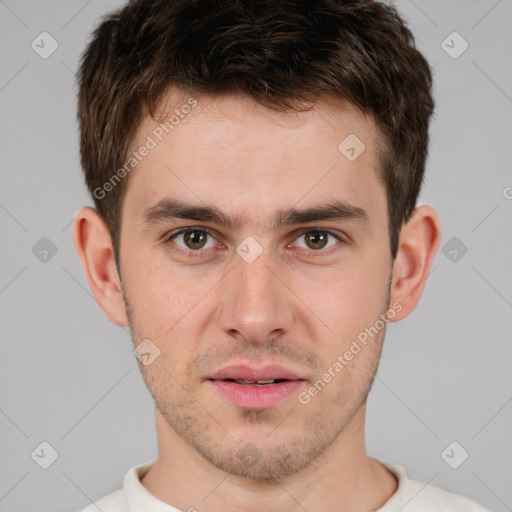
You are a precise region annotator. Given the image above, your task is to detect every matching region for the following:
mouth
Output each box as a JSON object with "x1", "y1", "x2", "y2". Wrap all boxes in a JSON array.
[
  {"x1": 207, "y1": 363, "x2": 306, "y2": 382},
  {"x1": 205, "y1": 364, "x2": 308, "y2": 409},
  {"x1": 219, "y1": 378, "x2": 292, "y2": 386}
]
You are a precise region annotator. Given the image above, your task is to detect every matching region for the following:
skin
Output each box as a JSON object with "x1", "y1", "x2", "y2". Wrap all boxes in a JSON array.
[{"x1": 73, "y1": 90, "x2": 441, "y2": 512}]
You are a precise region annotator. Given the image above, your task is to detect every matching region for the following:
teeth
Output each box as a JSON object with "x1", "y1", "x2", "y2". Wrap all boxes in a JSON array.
[{"x1": 234, "y1": 379, "x2": 276, "y2": 385}]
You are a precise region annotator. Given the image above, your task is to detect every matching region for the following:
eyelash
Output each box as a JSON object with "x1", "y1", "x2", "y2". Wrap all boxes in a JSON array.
[{"x1": 163, "y1": 227, "x2": 346, "y2": 260}]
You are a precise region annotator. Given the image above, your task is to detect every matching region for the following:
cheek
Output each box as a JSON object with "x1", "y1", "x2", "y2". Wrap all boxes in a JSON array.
[
  {"x1": 125, "y1": 260, "x2": 221, "y2": 366},
  {"x1": 127, "y1": 251, "x2": 205, "y2": 319},
  {"x1": 306, "y1": 260, "x2": 388, "y2": 325}
]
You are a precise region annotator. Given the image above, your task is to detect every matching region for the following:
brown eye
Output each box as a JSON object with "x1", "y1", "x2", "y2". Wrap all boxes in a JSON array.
[
  {"x1": 304, "y1": 231, "x2": 329, "y2": 250},
  {"x1": 294, "y1": 229, "x2": 341, "y2": 252},
  {"x1": 168, "y1": 229, "x2": 216, "y2": 252},
  {"x1": 183, "y1": 230, "x2": 208, "y2": 250}
]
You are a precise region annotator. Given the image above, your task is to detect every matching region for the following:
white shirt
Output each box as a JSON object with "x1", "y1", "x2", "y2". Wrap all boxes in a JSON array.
[{"x1": 77, "y1": 458, "x2": 491, "y2": 511}]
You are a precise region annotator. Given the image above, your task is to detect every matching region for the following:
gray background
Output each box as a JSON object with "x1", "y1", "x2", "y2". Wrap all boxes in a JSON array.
[{"x1": 0, "y1": 0, "x2": 511, "y2": 511}]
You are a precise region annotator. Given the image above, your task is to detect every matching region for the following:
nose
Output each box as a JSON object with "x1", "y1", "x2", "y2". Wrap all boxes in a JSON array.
[{"x1": 217, "y1": 248, "x2": 294, "y2": 346}]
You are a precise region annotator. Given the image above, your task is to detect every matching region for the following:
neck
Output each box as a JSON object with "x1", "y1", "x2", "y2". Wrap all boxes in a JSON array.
[{"x1": 140, "y1": 403, "x2": 398, "y2": 512}]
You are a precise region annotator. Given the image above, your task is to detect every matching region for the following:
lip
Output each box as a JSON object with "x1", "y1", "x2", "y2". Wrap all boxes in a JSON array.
[
  {"x1": 207, "y1": 364, "x2": 306, "y2": 381},
  {"x1": 206, "y1": 364, "x2": 308, "y2": 410}
]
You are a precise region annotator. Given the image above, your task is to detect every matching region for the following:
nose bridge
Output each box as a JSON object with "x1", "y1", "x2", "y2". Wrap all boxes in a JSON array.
[{"x1": 219, "y1": 247, "x2": 292, "y2": 343}]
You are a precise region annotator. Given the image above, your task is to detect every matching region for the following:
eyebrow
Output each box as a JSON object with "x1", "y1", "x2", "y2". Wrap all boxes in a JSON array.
[{"x1": 141, "y1": 197, "x2": 370, "y2": 231}]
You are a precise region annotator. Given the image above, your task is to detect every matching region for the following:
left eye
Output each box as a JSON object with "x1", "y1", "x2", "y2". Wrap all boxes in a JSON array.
[{"x1": 293, "y1": 229, "x2": 341, "y2": 251}]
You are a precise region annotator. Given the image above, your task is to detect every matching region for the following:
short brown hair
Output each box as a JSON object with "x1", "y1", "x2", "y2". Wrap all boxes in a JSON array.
[{"x1": 77, "y1": 0, "x2": 434, "y2": 273}]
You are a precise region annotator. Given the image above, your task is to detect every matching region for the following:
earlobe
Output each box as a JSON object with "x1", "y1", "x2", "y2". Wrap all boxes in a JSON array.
[
  {"x1": 388, "y1": 205, "x2": 442, "y2": 322},
  {"x1": 72, "y1": 206, "x2": 129, "y2": 327}
]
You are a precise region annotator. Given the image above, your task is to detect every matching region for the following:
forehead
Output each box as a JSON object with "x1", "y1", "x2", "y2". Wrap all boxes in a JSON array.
[{"x1": 123, "y1": 89, "x2": 386, "y2": 231}]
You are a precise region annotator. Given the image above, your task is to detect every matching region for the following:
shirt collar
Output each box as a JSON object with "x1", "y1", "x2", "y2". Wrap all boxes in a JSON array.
[
  {"x1": 124, "y1": 459, "x2": 182, "y2": 511},
  {"x1": 123, "y1": 458, "x2": 407, "y2": 511}
]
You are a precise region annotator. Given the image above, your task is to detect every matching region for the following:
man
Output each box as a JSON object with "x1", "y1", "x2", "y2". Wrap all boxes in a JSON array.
[{"x1": 72, "y1": 0, "x2": 490, "y2": 510}]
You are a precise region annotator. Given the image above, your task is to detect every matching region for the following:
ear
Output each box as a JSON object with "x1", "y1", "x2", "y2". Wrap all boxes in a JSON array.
[
  {"x1": 72, "y1": 206, "x2": 129, "y2": 327},
  {"x1": 388, "y1": 205, "x2": 442, "y2": 322}
]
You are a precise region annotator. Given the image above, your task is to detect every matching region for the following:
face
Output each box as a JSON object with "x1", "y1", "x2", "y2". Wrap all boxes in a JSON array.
[{"x1": 118, "y1": 91, "x2": 395, "y2": 479}]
